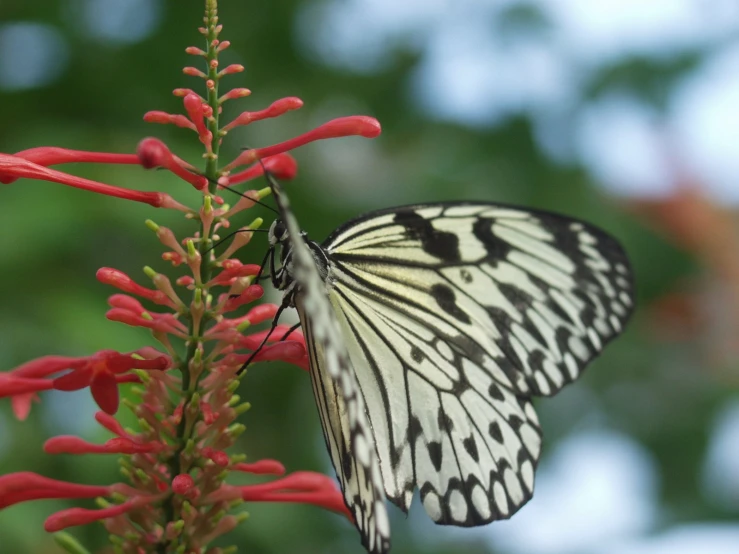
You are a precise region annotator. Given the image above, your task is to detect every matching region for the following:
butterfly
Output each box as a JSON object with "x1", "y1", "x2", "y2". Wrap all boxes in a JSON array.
[{"x1": 257, "y1": 174, "x2": 634, "y2": 553}]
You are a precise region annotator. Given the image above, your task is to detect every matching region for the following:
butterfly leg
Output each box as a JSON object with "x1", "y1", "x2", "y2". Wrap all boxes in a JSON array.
[
  {"x1": 277, "y1": 321, "x2": 301, "y2": 341},
  {"x1": 236, "y1": 291, "x2": 294, "y2": 375}
]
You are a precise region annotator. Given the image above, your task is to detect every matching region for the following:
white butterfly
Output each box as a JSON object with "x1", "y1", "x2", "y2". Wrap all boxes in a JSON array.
[{"x1": 259, "y1": 175, "x2": 634, "y2": 553}]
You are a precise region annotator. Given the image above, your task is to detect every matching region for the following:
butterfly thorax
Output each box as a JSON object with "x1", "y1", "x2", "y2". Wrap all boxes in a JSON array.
[{"x1": 268, "y1": 219, "x2": 330, "y2": 298}]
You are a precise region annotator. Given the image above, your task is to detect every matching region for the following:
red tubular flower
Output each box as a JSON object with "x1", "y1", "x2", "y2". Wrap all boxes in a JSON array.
[
  {"x1": 136, "y1": 137, "x2": 207, "y2": 190},
  {"x1": 183, "y1": 93, "x2": 212, "y2": 146},
  {"x1": 51, "y1": 350, "x2": 170, "y2": 415},
  {"x1": 219, "y1": 87, "x2": 251, "y2": 102},
  {"x1": 244, "y1": 304, "x2": 280, "y2": 325},
  {"x1": 232, "y1": 459, "x2": 286, "y2": 475},
  {"x1": 172, "y1": 474, "x2": 195, "y2": 495},
  {"x1": 1, "y1": 354, "x2": 137, "y2": 420},
  {"x1": 225, "y1": 153, "x2": 298, "y2": 186},
  {"x1": 44, "y1": 436, "x2": 163, "y2": 455},
  {"x1": 207, "y1": 471, "x2": 351, "y2": 520},
  {"x1": 0, "y1": 373, "x2": 54, "y2": 397},
  {"x1": 208, "y1": 264, "x2": 261, "y2": 287},
  {"x1": 239, "y1": 325, "x2": 305, "y2": 350},
  {"x1": 95, "y1": 411, "x2": 131, "y2": 437},
  {"x1": 256, "y1": 342, "x2": 307, "y2": 362},
  {"x1": 11, "y1": 146, "x2": 139, "y2": 171},
  {"x1": 202, "y1": 447, "x2": 230, "y2": 467},
  {"x1": 144, "y1": 110, "x2": 198, "y2": 130},
  {"x1": 222, "y1": 285, "x2": 265, "y2": 313},
  {"x1": 45, "y1": 498, "x2": 150, "y2": 532},
  {"x1": 0, "y1": 374, "x2": 53, "y2": 420},
  {"x1": 0, "y1": 472, "x2": 111, "y2": 510},
  {"x1": 221, "y1": 97, "x2": 303, "y2": 132},
  {"x1": 223, "y1": 116, "x2": 381, "y2": 171},
  {"x1": 0, "y1": 153, "x2": 188, "y2": 210},
  {"x1": 105, "y1": 308, "x2": 188, "y2": 336},
  {"x1": 96, "y1": 267, "x2": 176, "y2": 308}
]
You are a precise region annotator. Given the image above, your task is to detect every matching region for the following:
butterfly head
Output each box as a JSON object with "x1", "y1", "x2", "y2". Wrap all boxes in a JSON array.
[{"x1": 268, "y1": 219, "x2": 288, "y2": 247}]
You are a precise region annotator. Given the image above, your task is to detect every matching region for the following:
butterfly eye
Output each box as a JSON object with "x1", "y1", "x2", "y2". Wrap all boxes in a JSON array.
[
  {"x1": 274, "y1": 220, "x2": 287, "y2": 241},
  {"x1": 269, "y1": 219, "x2": 287, "y2": 244}
]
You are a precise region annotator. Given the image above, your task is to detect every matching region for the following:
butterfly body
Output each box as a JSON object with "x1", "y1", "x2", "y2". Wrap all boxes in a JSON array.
[{"x1": 263, "y1": 187, "x2": 634, "y2": 553}]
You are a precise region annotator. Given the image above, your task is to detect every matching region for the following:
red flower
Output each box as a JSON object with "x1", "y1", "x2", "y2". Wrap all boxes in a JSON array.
[
  {"x1": 48, "y1": 350, "x2": 170, "y2": 414},
  {"x1": 0, "y1": 472, "x2": 111, "y2": 510}
]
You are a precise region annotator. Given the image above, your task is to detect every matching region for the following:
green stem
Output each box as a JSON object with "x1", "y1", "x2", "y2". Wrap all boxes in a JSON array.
[{"x1": 161, "y1": 2, "x2": 223, "y2": 551}]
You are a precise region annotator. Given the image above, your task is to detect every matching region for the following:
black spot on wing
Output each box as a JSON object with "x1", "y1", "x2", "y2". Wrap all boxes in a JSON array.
[
  {"x1": 473, "y1": 217, "x2": 513, "y2": 262},
  {"x1": 522, "y1": 316, "x2": 548, "y2": 349},
  {"x1": 342, "y1": 450, "x2": 353, "y2": 481},
  {"x1": 508, "y1": 414, "x2": 524, "y2": 432},
  {"x1": 463, "y1": 436, "x2": 479, "y2": 462},
  {"x1": 393, "y1": 209, "x2": 461, "y2": 262},
  {"x1": 495, "y1": 356, "x2": 521, "y2": 385},
  {"x1": 488, "y1": 383, "x2": 505, "y2": 401},
  {"x1": 575, "y1": 291, "x2": 597, "y2": 327},
  {"x1": 488, "y1": 421, "x2": 504, "y2": 443},
  {"x1": 438, "y1": 407, "x2": 454, "y2": 433},
  {"x1": 409, "y1": 415, "x2": 423, "y2": 444},
  {"x1": 428, "y1": 441, "x2": 443, "y2": 471},
  {"x1": 411, "y1": 345, "x2": 425, "y2": 363},
  {"x1": 527, "y1": 350, "x2": 546, "y2": 376},
  {"x1": 498, "y1": 282, "x2": 533, "y2": 312},
  {"x1": 431, "y1": 284, "x2": 471, "y2": 324}
]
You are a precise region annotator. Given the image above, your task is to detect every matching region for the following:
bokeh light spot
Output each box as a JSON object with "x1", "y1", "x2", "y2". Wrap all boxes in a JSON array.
[
  {"x1": 0, "y1": 23, "x2": 69, "y2": 91},
  {"x1": 81, "y1": 0, "x2": 163, "y2": 44}
]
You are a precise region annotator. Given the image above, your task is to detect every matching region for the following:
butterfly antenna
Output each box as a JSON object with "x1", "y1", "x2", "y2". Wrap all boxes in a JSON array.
[
  {"x1": 206, "y1": 174, "x2": 279, "y2": 215},
  {"x1": 202, "y1": 228, "x2": 269, "y2": 256},
  {"x1": 184, "y1": 164, "x2": 279, "y2": 215}
]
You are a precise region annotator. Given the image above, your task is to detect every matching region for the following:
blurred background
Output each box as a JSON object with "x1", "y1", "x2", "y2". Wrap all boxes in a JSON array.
[{"x1": 1, "y1": 0, "x2": 738, "y2": 553}]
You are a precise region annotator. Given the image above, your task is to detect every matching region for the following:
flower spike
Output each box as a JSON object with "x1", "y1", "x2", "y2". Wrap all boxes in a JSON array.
[{"x1": 1, "y1": 1, "x2": 380, "y2": 551}]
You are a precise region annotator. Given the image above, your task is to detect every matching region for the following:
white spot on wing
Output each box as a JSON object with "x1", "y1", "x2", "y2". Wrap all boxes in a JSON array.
[
  {"x1": 448, "y1": 489, "x2": 469, "y2": 523},
  {"x1": 472, "y1": 485, "x2": 492, "y2": 520},
  {"x1": 423, "y1": 491, "x2": 442, "y2": 521},
  {"x1": 493, "y1": 481, "x2": 510, "y2": 516}
]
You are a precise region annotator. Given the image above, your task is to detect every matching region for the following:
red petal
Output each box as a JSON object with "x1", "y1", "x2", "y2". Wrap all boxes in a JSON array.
[
  {"x1": 11, "y1": 393, "x2": 38, "y2": 421},
  {"x1": 90, "y1": 372, "x2": 120, "y2": 414},
  {"x1": 52, "y1": 369, "x2": 92, "y2": 391}
]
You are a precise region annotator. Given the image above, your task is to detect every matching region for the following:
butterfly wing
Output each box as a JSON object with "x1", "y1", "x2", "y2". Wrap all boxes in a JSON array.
[
  {"x1": 269, "y1": 180, "x2": 391, "y2": 553},
  {"x1": 321, "y1": 202, "x2": 634, "y2": 524}
]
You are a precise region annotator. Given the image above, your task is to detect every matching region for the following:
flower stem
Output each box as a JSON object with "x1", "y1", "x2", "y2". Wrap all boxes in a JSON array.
[
  {"x1": 204, "y1": 0, "x2": 221, "y2": 198},
  {"x1": 162, "y1": 2, "x2": 223, "y2": 551}
]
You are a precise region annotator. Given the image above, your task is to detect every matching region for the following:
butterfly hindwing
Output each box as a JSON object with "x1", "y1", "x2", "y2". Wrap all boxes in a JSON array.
[
  {"x1": 327, "y1": 274, "x2": 543, "y2": 523},
  {"x1": 269, "y1": 180, "x2": 391, "y2": 553}
]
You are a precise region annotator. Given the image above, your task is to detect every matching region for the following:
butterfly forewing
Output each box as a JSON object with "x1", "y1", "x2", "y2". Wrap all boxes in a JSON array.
[
  {"x1": 318, "y1": 202, "x2": 633, "y2": 525},
  {"x1": 324, "y1": 203, "x2": 634, "y2": 397},
  {"x1": 269, "y1": 180, "x2": 391, "y2": 554}
]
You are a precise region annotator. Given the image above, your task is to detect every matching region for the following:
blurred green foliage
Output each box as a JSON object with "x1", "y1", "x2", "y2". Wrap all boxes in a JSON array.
[{"x1": 0, "y1": 1, "x2": 736, "y2": 554}]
